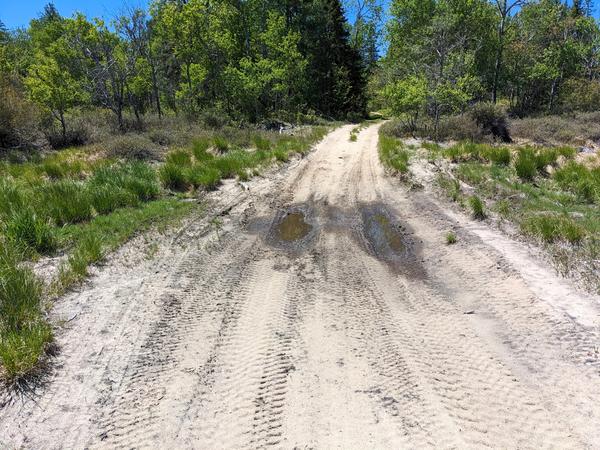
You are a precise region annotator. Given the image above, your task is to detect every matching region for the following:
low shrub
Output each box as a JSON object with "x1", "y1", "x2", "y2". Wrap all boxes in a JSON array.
[
  {"x1": 469, "y1": 102, "x2": 511, "y2": 143},
  {"x1": 105, "y1": 134, "x2": 160, "y2": 161}
]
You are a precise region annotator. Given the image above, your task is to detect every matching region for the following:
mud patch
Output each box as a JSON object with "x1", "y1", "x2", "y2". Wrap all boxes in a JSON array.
[
  {"x1": 266, "y1": 205, "x2": 317, "y2": 253},
  {"x1": 277, "y1": 212, "x2": 312, "y2": 242},
  {"x1": 359, "y1": 204, "x2": 425, "y2": 278}
]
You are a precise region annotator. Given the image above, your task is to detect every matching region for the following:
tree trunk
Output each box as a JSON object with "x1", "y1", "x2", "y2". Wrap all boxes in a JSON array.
[{"x1": 59, "y1": 111, "x2": 67, "y2": 142}]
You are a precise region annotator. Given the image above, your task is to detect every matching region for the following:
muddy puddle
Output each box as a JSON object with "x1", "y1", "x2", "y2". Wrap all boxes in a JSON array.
[
  {"x1": 359, "y1": 204, "x2": 425, "y2": 278},
  {"x1": 277, "y1": 212, "x2": 312, "y2": 242},
  {"x1": 266, "y1": 205, "x2": 317, "y2": 253}
]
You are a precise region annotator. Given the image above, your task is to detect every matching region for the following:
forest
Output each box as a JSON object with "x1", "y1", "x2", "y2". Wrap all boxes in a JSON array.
[
  {"x1": 2, "y1": 0, "x2": 600, "y2": 151},
  {"x1": 0, "y1": 0, "x2": 371, "y2": 151}
]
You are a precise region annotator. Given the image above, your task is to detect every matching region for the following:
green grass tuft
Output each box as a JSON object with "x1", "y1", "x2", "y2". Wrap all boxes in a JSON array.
[{"x1": 468, "y1": 195, "x2": 486, "y2": 220}]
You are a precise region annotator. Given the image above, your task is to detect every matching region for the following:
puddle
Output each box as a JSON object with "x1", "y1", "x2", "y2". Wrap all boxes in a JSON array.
[
  {"x1": 277, "y1": 212, "x2": 312, "y2": 242},
  {"x1": 360, "y1": 204, "x2": 425, "y2": 278},
  {"x1": 370, "y1": 214, "x2": 406, "y2": 254},
  {"x1": 363, "y1": 210, "x2": 409, "y2": 258}
]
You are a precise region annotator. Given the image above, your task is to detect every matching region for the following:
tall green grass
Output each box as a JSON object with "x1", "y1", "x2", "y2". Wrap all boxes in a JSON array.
[
  {"x1": 379, "y1": 134, "x2": 410, "y2": 174},
  {"x1": 0, "y1": 241, "x2": 52, "y2": 382}
]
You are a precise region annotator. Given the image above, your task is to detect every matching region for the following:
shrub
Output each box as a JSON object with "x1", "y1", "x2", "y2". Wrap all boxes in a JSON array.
[
  {"x1": 45, "y1": 123, "x2": 90, "y2": 149},
  {"x1": 147, "y1": 129, "x2": 172, "y2": 146},
  {"x1": 469, "y1": 195, "x2": 486, "y2": 220},
  {"x1": 514, "y1": 148, "x2": 538, "y2": 180},
  {"x1": 469, "y1": 102, "x2": 511, "y2": 143},
  {"x1": 159, "y1": 163, "x2": 189, "y2": 191},
  {"x1": 105, "y1": 134, "x2": 160, "y2": 161},
  {"x1": 41, "y1": 180, "x2": 92, "y2": 225},
  {"x1": 521, "y1": 214, "x2": 585, "y2": 244},
  {"x1": 0, "y1": 80, "x2": 45, "y2": 151},
  {"x1": 437, "y1": 114, "x2": 484, "y2": 142}
]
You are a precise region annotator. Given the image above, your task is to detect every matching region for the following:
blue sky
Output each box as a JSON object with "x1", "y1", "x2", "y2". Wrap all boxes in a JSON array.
[
  {"x1": 1, "y1": 0, "x2": 597, "y2": 30},
  {"x1": 1, "y1": 0, "x2": 149, "y2": 29}
]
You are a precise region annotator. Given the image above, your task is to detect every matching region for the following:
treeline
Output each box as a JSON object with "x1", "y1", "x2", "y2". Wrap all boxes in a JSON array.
[
  {"x1": 0, "y1": 0, "x2": 371, "y2": 150},
  {"x1": 376, "y1": 0, "x2": 600, "y2": 135}
]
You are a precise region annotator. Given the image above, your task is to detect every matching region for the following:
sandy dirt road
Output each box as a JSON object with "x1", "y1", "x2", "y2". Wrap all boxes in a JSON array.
[{"x1": 2, "y1": 124, "x2": 600, "y2": 449}]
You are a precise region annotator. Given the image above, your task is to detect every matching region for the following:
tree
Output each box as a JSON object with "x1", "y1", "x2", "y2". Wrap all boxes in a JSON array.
[
  {"x1": 25, "y1": 46, "x2": 87, "y2": 141},
  {"x1": 491, "y1": 0, "x2": 527, "y2": 104}
]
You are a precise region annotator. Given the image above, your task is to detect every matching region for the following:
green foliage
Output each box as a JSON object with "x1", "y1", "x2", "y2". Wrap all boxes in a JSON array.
[
  {"x1": 0, "y1": 241, "x2": 51, "y2": 382},
  {"x1": 4, "y1": 209, "x2": 56, "y2": 255},
  {"x1": 159, "y1": 164, "x2": 189, "y2": 192},
  {"x1": 468, "y1": 195, "x2": 486, "y2": 220},
  {"x1": 553, "y1": 162, "x2": 600, "y2": 204},
  {"x1": 42, "y1": 180, "x2": 92, "y2": 225},
  {"x1": 514, "y1": 148, "x2": 539, "y2": 180},
  {"x1": 379, "y1": 133, "x2": 409, "y2": 174},
  {"x1": 446, "y1": 231, "x2": 457, "y2": 245},
  {"x1": 521, "y1": 214, "x2": 585, "y2": 244}
]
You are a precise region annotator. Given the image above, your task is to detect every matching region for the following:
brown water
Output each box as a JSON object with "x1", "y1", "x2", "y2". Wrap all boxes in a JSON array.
[
  {"x1": 277, "y1": 212, "x2": 312, "y2": 242},
  {"x1": 372, "y1": 214, "x2": 406, "y2": 254}
]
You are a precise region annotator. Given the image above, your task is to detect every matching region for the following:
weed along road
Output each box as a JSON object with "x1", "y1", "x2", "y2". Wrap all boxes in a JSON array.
[{"x1": 3, "y1": 124, "x2": 600, "y2": 449}]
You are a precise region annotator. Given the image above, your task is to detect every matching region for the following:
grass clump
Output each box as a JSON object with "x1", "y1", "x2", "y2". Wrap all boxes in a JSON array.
[
  {"x1": 105, "y1": 134, "x2": 160, "y2": 161},
  {"x1": 514, "y1": 148, "x2": 538, "y2": 180},
  {"x1": 446, "y1": 232, "x2": 457, "y2": 244},
  {"x1": 553, "y1": 162, "x2": 600, "y2": 204},
  {"x1": 185, "y1": 166, "x2": 221, "y2": 190},
  {"x1": 159, "y1": 163, "x2": 189, "y2": 192},
  {"x1": 4, "y1": 209, "x2": 57, "y2": 255},
  {"x1": 0, "y1": 242, "x2": 52, "y2": 383},
  {"x1": 468, "y1": 195, "x2": 486, "y2": 220},
  {"x1": 213, "y1": 136, "x2": 229, "y2": 153},
  {"x1": 437, "y1": 174, "x2": 462, "y2": 202},
  {"x1": 486, "y1": 146, "x2": 511, "y2": 166},
  {"x1": 42, "y1": 180, "x2": 93, "y2": 225},
  {"x1": 520, "y1": 214, "x2": 585, "y2": 244},
  {"x1": 379, "y1": 134, "x2": 410, "y2": 174}
]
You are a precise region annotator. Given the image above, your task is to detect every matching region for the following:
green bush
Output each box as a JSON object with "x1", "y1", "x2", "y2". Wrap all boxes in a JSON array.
[
  {"x1": 192, "y1": 138, "x2": 213, "y2": 161},
  {"x1": 468, "y1": 102, "x2": 511, "y2": 142}
]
